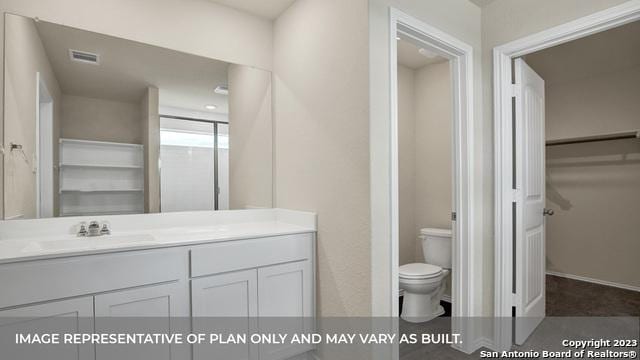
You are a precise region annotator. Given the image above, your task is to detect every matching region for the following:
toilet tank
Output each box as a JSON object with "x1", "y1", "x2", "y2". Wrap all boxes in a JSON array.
[{"x1": 420, "y1": 228, "x2": 452, "y2": 269}]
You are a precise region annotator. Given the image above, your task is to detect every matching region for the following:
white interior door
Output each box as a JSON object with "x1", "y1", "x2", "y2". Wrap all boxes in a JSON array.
[{"x1": 514, "y1": 58, "x2": 546, "y2": 345}]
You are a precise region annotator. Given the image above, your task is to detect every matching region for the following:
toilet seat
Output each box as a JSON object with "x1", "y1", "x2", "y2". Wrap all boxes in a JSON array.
[{"x1": 399, "y1": 263, "x2": 442, "y2": 279}]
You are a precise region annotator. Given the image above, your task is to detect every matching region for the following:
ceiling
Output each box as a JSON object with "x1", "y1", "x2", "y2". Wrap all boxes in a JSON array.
[
  {"x1": 35, "y1": 20, "x2": 230, "y2": 114},
  {"x1": 524, "y1": 20, "x2": 640, "y2": 85},
  {"x1": 207, "y1": 0, "x2": 296, "y2": 19},
  {"x1": 468, "y1": 0, "x2": 496, "y2": 8},
  {"x1": 397, "y1": 37, "x2": 447, "y2": 70}
]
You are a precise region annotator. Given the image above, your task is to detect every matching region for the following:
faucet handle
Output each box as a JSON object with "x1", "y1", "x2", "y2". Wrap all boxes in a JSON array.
[
  {"x1": 100, "y1": 222, "x2": 111, "y2": 235},
  {"x1": 77, "y1": 222, "x2": 88, "y2": 237}
]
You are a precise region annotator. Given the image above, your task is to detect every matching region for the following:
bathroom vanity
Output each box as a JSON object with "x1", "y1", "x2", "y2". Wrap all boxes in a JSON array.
[{"x1": 0, "y1": 209, "x2": 316, "y2": 360}]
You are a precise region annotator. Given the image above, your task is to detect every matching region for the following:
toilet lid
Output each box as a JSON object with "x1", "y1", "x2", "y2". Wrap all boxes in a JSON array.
[{"x1": 399, "y1": 263, "x2": 442, "y2": 279}]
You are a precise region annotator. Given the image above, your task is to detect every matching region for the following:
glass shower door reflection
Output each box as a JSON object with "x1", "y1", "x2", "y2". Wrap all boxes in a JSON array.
[{"x1": 160, "y1": 118, "x2": 228, "y2": 212}]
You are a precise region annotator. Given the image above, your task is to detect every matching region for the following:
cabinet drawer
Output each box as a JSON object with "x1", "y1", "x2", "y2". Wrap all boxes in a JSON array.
[
  {"x1": 0, "y1": 248, "x2": 187, "y2": 309},
  {"x1": 190, "y1": 233, "x2": 313, "y2": 277}
]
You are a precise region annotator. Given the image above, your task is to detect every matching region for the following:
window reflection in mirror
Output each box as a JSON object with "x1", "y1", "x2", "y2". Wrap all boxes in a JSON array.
[{"x1": 2, "y1": 13, "x2": 273, "y2": 219}]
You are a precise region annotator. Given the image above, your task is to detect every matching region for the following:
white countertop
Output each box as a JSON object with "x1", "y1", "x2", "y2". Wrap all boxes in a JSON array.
[{"x1": 0, "y1": 209, "x2": 316, "y2": 264}]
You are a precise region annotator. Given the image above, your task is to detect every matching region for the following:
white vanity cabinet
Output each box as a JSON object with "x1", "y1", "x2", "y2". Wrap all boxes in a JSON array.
[
  {"x1": 258, "y1": 260, "x2": 314, "y2": 360},
  {"x1": 0, "y1": 297, "x2": 94, "y2": 360},
  {"x1": 0, "y1": 231, "x2": 316, "y2": 360},
  {"x1": 189, "y1": 233, "x2": 315, "y2": 360},
  {"x1": 191, "y1": 269, "x2": 259, "y2": 360},
  {"x1": 94, "y1": 282, "x2": 190, "y2": 360}
]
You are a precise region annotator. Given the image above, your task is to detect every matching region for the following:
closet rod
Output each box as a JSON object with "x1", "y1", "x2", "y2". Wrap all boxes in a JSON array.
[{"x1": 546, "y1": 130, "x2": 640, "y2": 146}]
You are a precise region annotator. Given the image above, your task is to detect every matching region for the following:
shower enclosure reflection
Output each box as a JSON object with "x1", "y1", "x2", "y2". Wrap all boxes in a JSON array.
[{"x1": 160, "y1": 117, "x2": 229, "y2": 212}]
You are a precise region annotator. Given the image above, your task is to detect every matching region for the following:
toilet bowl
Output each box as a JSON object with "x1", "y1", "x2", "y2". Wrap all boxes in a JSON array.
[{"x1": 399, "y1": 228, "x2": 452, "y2": 323}]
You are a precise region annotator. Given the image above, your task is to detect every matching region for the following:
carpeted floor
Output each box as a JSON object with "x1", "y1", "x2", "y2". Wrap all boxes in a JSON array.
[{"x1": 546, "y1": 274, "x2": 640, "y2": 316}]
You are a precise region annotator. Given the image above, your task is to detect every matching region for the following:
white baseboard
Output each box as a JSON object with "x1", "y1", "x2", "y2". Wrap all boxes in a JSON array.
[
  {"x1": 398, "y1": 290, "x2": 452, "y2": 303},
  {"x1": 546, "y1": 271, "x2": 640, "y2": 293},
  {"x1": 287, "y1": 351, "x2": 318, "y2": 360},
  {"x1": 473, "y1": 337, "x2": 497, "y2": 352}
]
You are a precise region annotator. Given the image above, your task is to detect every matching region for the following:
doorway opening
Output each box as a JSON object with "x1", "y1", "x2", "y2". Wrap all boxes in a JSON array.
[
  {"x1": 36, "y1": 73, "x2": 54, "y2": 218},
  {"x1": 387, "y1": 8, "x2": 478, "y2": 355},
  {"x1": 494, "y1": 1, "x2": 640, "y2": 350},
  {"x1": 396, "y1": 34, "x2": 454, "y2": 317}
]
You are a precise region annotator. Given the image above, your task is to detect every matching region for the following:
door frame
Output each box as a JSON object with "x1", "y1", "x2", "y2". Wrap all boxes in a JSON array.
[
  {"x1": 493, "y1": 0, "x2": 640, "y2": 350},
  {"x1": 35, "y1": 72, "x2": 54, "y2": 218},
  {"x1": 386, "y1": 8, "x2": 478, "y2": 353}
]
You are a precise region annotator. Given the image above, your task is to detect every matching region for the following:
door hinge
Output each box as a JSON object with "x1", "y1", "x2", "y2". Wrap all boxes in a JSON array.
[
  {"x1": 451, "y1": 212, "x2": 457, "y2": 221},
  {"x1": 511, "y1": 83, "x2": 520, "y2": 97},
  {"x1": 512, "y1": 189, "x2": 520, "y2": 202},
  {"x1": 512, "y1": 292, "x2": 518, "y2": 306}
]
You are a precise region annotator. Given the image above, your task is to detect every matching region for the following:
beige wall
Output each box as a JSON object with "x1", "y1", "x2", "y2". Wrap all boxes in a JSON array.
[
  {"x1": 414, "y1": 62, "x2": 453, "y2": 247},
  {"x1": 141, "y1": 87, "x2": 160, "y2": 213},
  {"x1": 545, "y1": 67, "x2": 640, "y2": 140},
  {"x1": 398, "y1": 65, "x2": 416, "y2": 266},
  {"x1": 398, "y1": 62, "x2": 453, "y2": 300},
  {"x1": 273, "y1": 0, "x2": 371, "y2": 319},
  {"x1": 398, "y1": 62, "x2": 453, "y2": 266},
  {"x1": 228, "y1": 65, "x2": 273, "y2": 209},
  {"x1": 369, "y1": 0, "x2": 483, "y2": 317},
  {"x1": 481, "y1": 0, "x2": 634, "y2": 316},
  {"x1": 3, "y1": 14, "x2": 62, "y2": 219},
  {"x1": 61, "y1": 95, "x2": 141, "y2": 144},
  {"x1": 540, "y1": 66, "x2": 640, "y2": 288}
]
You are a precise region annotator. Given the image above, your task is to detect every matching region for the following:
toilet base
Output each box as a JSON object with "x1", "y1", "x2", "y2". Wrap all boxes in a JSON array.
[{"x1": 401, "y1": 304, "x2": 444, "y2": 323}]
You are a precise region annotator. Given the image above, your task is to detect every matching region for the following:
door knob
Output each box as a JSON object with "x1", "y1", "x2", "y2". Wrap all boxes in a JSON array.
[{"x1": 543, "y1": 208, "x2": 554, "y2": 216}]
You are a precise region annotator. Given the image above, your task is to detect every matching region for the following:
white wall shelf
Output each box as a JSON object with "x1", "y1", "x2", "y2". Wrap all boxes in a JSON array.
[
  {"x1": 59, "y1": 138, "x2": 144, "y2": 148},
  {"x1": 59, "y1": 138, "x2": 144, "y2": 216},
  {"x1": 60, "y1": 189, "x2": 144, "y2": 193},
  {"x1": 60, "y1": 163, "x2": 143, "y2": 169},
  {"x1": 59, "y1": 209, "x2": 143, "y2": 217},
  {"x1": 546, "y1": 130, "x2": 640, "y2": 146}
]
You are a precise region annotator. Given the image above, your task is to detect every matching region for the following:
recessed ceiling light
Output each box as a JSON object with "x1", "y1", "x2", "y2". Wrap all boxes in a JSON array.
[
  {"x1": 418, "y1": 48, "x2": 438, "y2": 59},
  {"x1": 205, "y1": 105, "x2": 217, "y2": 110},
  {"x1": 214, "y1": 85, "x2": 229, "y2": 95}
]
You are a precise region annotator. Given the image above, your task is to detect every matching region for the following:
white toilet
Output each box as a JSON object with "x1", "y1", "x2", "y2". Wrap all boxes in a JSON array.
[{"x1": 399, "y1": 227, "x2": 452, "y2": 323}]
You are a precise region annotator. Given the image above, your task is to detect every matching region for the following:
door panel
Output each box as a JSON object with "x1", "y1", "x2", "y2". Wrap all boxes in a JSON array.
[
  {"x1": 514, "y1": 58, "x2": 546, "y2": 345},
  {"x1": 191, "y1": 269, "x2": 258, "y2": 360},
  {"x1": 257, "y1": 261, "x2": 313, "y2": 360},
  {"x1": 94, "y1": 282, "x2": 189, "y2": 360},
  {"x1": 0, "y1": 297, "x2": 94, "y2": 360}
]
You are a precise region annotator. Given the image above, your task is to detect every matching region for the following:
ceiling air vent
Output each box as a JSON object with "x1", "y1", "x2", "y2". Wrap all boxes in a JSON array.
[{"x1": 69, "y1": 49, "x2": 100, "y2": 65}]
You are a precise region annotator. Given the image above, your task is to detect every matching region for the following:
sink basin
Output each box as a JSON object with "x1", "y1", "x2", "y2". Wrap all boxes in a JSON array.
[{"x1": 21, "y1": 234, "x2": 156, "y2": 253}]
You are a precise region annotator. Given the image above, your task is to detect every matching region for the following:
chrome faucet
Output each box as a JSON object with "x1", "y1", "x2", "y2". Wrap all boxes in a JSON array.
[
  {"x1": 88, "y1": 221, "x2": 101, "y2": 236},
  {"x1": 77, "y1": 222, "x2": 88, "y2": 237},
  {"x1": 77, "y1": 221, "x2": 110, "y2": 237},
  {"x1": 100, "y1": 223, "x2": 111, "y2": 235}
]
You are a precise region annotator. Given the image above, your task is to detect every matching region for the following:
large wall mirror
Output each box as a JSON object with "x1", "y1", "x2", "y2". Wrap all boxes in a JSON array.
[{"x1": 3, "y1": 13, "x2": 273, "y2": 219}]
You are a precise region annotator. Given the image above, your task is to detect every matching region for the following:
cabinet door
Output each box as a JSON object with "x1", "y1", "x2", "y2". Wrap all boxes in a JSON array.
[
  {"x1": 192, "y1": 269, "x2": 258, "y2": 360},
  {"x1": 94, "y1": 281, "x2": 189, "y2": 360},
  {"x1": 258, "y1": 261, "x2": 313, "y2": 360},
  {"x1": 0, "y1": 297, "x2": 94, "y2": 360}
]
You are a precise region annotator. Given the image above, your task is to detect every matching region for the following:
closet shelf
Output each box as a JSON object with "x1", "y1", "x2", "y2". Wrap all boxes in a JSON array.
[
  {"x1": 59, "y1": 138, "x2": 144, "y2": 148},
  {"x1": 60, "y1": 209, "x2": 143, "y2": 217},
  {"x1": 60, "y1": 189, "x2": 144, "y2": 193},
  {"x1": 60, "y1": 163, "x2": 143, "y2": 169},
  {"x1": 546, "y1": 130, "x2": 639, "y2": 146}
]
